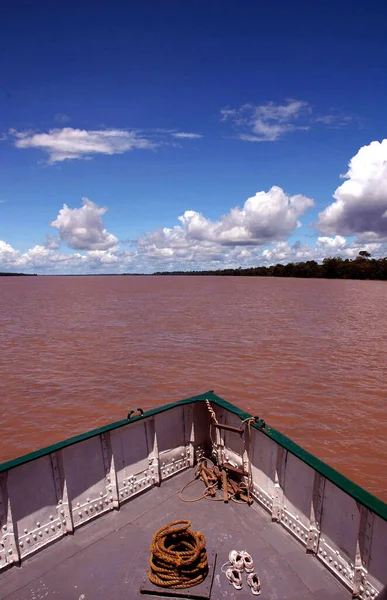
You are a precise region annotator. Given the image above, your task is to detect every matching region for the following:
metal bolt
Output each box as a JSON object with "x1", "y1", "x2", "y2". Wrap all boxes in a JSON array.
[
  {"x1": 110, "y1": 495, "x2": 113, "y2": 501},
  {"x1": 8, "y1": 549, "x2": 12, "y2": 554},
  {"x1": 20, "y1": 542, "x2": 24, "y2": 548},
  {"x1": 39, "y1": 531, "x2": 43, "y2": 537},
  {"x1": 33, "y1": 534, "x2": 37, "y2": 541},
  {"x1": 78, "y1": 512, "x2": 82, "y2": 518},
  {"x1": 51, "y1": 525, "x2": 55, "y2": 531},
  {"x1": 24, "y1": 528, "x2": 28, "y2": 534},
  {"x1": 60, "y1": 510, "x2": 64, "y2": 516},
  {"x1": 45, "y1": 528, "x2": 49, "y2": 533},
  {"x1": 50, "y1": 515, "x2": 53, "y2": 521},
  {"x1": 62, "y1": 520, "x2": 66, "y2": 526},
  {"x1": 2, "y1": 526, "x2": 7, "y2": 532},
  {"x1": 76, "y1": 502, "x2": 80, "y2": 507},
  {"x1": 26, "y1": 538, "x2": 30, "y2": 543},
  {"x1": 100, "y1": 491, "x2": 103, "y2": 497},
  {"x1": 37, "y1": 521, "x2": 40, "y2": 527},
  {"x1": 94, "y1": 503, "x2": 98, "y2": 509},
  {"x1": 87, "y1": 498, "x2": 90, "y2": 503}
]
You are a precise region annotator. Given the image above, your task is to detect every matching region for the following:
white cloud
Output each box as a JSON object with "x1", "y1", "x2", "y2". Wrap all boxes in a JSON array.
[
  {"x1": 221, "y1": 99, "x2": 311, "y2": 142},
  {"x1": 144, "y1": 186, "x2": 313, "y2": 247},
  {"x1": 221, "y1": 100, "x2": 353, "y2": 142},
  {"x1": 318, "y1": 139, "x2": 387, "y2": 241},
  {"x1": 171, "y1": 132, "x2": 203, "y2": 139},
  {"x1": 10, "y1": 127, "x2": 157, "y2": 163},
  {"x1": 51, "y1": 198, "x2": 118, "y2": 250}
]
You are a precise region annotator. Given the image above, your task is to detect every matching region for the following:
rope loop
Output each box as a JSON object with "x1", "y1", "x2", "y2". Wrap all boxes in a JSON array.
[{"x1": 149, "y1": 520, "x2": 208, "y2": 589}]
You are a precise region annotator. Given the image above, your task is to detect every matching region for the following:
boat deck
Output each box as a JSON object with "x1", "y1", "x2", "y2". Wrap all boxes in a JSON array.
[{"x1": 0, "y1": 469, "x2": 350, "y2": 600}]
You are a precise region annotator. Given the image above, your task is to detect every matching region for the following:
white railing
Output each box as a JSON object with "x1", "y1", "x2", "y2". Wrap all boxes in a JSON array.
[{"x1": 0, "y1": 397, "x2": 385, "y2": 600}]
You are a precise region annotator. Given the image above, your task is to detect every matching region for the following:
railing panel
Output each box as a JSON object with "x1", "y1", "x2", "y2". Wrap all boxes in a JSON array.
[
  {"x1": 6, "y1": 456, "x2": 63, "y2": 560},
  {"x1": 366, "y1": 514, "x2": 387, "y2": 598},
  {"x1": 62, "y1": 436, "x2": 109, "y2": 529},
  {"x1": 155, "y1": 406, "x2": 190, "y2": 481},
  {"x1": 250, "y1": 429, "x2": 277, "y2": 512},
  {"x1": 318, "y1": 479, "x2": 360, "y2": 589},
  {"x1": 281, "y1": 452, "x2": 315, "y2": 545},
  {"x1": 110, "y1": 420, "x2": 152, "y2": 503}
]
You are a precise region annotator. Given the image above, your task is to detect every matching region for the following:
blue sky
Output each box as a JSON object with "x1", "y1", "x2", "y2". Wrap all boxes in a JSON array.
[{"x1": 1, "y1": 0, "x2": 387, "y2": 272}]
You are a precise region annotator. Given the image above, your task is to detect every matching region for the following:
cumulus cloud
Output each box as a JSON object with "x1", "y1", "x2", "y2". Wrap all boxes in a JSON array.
[
  {"x1": 0, "y1": 239, "x2": 134, "y2": 273},
  {"x1": 51, "y1": 198, "x2": 118, "y2": 250},
  {"x1": 171, "y1": 132, "x2": 203, "y2": 139},
  {"x1": 318, "y1": 139, "x2": 387, "y2": 241},
  {"x1": 10, "y1": 127, "x2": 157, "y2": 163},
  {"x1": 260, "y1": 237, "x2": 383, "y2": 265},
  {"x1": 138, "y1": 187, "x2": 314, "y2": 253}
]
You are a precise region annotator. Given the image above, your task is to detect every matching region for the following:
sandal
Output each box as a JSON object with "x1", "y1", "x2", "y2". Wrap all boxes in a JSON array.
[
  {"x1": 247, "y1": 572, "x2": 261, "y2": 595},
  {"x1": 240, "y1": 550, "x2": 254, "y2": 573},
  {"x1": 228, "y1": 550, "x2": 245, "y2": 571}
]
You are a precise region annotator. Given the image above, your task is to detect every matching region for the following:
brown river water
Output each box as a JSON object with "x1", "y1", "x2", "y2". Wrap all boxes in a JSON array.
[{"x1": 0, "y1": 276, "x2": 386, "y2": 501}]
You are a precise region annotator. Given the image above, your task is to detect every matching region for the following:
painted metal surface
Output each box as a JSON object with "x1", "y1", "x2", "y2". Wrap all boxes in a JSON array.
[{"x1": 0, "y1": 391, "x2": 386, "y2": 599}]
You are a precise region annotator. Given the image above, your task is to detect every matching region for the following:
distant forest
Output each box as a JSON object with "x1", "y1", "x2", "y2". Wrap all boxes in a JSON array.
[
  {"x1": 2, "y1": 252, "x2": 387, "y2": 280},
  {"x1": 153, "y1": 252, "x2": 387, "y2": 280},
  {"x1": 0, "y1": 272, "x2": 37, "y2": 276}
]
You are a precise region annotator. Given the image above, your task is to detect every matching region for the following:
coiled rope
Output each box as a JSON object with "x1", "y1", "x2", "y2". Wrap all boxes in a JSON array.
[{"x1": 149, "y1": 520, "x2": 208, "y2": 589}]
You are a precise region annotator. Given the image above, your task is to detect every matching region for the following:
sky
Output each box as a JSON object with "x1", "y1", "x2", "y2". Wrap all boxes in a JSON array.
[{"x1": 1, "y1": 0, "x2": 387, "y2": 273}]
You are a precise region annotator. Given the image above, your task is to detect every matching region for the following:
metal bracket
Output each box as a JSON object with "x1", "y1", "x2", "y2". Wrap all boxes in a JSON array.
[{"x1": 127, "y1": 408, "x2": 144, "y2": 420}]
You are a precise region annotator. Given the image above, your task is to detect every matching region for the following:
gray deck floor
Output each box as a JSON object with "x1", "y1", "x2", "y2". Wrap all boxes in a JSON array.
[{"x1": 0, "y1": 469, "x2": 351, "y2": 600}]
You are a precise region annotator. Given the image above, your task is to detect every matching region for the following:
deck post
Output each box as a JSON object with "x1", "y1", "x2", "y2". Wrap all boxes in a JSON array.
[
  {"x1": 183, "y1": 405, "x2": 195, "y2": 467},
  {"x1": 272, "y1": 445, "x2": 286, "y2": 521},
  {"x1": 353, "y1": 505, "x2": 374, "y2": 597},
  {"x1": 50, "y1": 451, "x2": 74, "y2": 534},
  {"x1": 145, "y1": 417, "x2": 160, "y2": 487},
  {"x1": 306, "y1": 471, "x2": 325, "y2": 554},
  {"x1": 100, "y1": 432, "x2": 120, "y2": 510},
  {"x1": 0, "y1": 472, "x2": 20, "y2": 567}
]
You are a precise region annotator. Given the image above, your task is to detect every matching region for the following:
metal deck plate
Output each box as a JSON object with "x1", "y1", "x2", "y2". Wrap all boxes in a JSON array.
[{"x1": 140, "y1": 549, "x2": 216, "y2": 599}]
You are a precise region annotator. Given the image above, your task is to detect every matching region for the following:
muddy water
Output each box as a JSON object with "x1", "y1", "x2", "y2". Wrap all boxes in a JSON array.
[{"x1": 0, "y1": 276, "x2": 386, "y2": 500}]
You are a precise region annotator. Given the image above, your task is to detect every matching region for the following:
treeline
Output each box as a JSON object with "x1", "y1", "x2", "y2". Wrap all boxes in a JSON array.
[
  {"x1": 0, "y1": 272, "x2": 37, "y2": 276},
  {"x1": 154, "y1": 253, "x2": 387, "y2": 280}
]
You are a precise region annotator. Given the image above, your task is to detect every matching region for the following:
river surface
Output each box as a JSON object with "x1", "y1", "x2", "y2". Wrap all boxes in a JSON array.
[{"x1": 0, "y1": 276, "x2": 386, "y2": 501}]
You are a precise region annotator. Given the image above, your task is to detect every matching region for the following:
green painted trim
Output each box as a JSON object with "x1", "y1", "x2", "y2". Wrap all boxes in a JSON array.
[
  {"x1": 207, "y1": 392, "x2": 387, "y2": 522},
  {"x1": 1, "y1": 390, "x2": 386, "y2": 522},
  {"x1": 0, "y1": 391, "x2": 210, "y2": 474}
]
